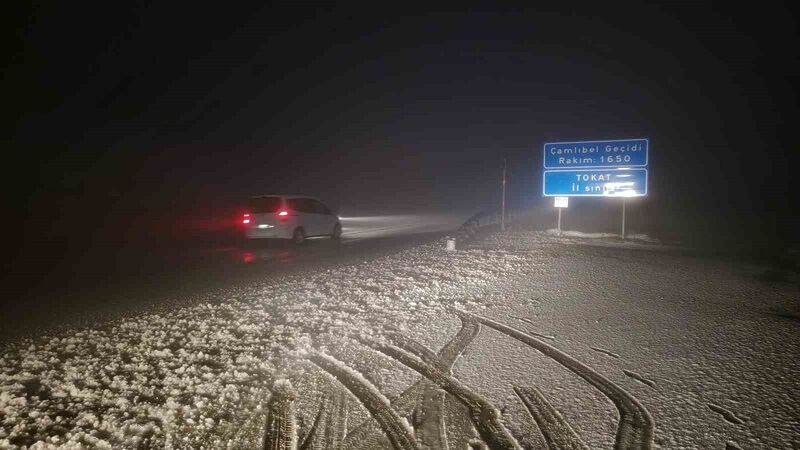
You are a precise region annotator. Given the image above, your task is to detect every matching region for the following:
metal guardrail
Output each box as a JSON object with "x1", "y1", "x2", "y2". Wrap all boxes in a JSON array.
[{"x1": 453, "y1": 209, "x2": 508, "y2": 242}]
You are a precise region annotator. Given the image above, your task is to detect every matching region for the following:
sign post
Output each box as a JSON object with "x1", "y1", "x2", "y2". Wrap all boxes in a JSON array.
[
  {"x1": 558, "y1": 208, "x2": 561, "y2": 236},
  {"x1": 554, "y1": 196, "x2": 568, "y2": 236},
  {"x1": 621, "y1": 198, "x2": 626, "y2": 240}
]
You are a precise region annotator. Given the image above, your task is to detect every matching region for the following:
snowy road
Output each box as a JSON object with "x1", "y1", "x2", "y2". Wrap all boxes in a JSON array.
[
  {"x1": 0, "y1": 212, "x2": 470, "y2": 344},
  {"x1": 1, "y1": 227, "x2": 798, "y2": 448}
]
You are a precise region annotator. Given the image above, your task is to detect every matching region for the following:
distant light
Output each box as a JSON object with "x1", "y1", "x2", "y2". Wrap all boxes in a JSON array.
[
  {"x1": 242, "y1": 212, "x2": 251, "y2": 224},
  {"x1": 278, "y1": 211, "x2": 288, "y2": 216}
]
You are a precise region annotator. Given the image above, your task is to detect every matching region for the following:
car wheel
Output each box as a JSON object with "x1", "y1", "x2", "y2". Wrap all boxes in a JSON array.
[
  {"x1": 331, "y1": 223, "x2": 342, "y2": 241},
  {"x1": 292, "y1": 227, "x2": 306, "y2": 245}
]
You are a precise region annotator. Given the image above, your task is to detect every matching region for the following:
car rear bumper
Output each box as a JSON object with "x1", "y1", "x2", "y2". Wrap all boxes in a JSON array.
[{"x1": 245, "y1": 225, "x2": 293, "y2": 239}]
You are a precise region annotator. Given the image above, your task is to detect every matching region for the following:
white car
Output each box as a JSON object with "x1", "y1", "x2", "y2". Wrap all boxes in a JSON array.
[{"x1": 242, "y1": 195, "x2": 341, "y2": 244}]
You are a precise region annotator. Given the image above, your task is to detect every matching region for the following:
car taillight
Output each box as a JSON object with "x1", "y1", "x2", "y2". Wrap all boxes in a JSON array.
[
  {"x1": 278, "y1": 210, "x2": 289, "y2": 221},
  {"x1": 242, "y1": 213, "x2": 251, "y2": 224}
]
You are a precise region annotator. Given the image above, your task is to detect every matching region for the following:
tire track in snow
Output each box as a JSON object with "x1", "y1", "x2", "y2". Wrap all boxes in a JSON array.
[
  {"x1": 385, "y1": 314, "x2": 481, "y2": 372},
  {"x1": 300, "y1": 398, "x2": 328, "y2": 450},
  {"x1": 392, "y1": 315, "x2": 481, "y2": 450},
  {"x1": 462, "y1": 312, "x2": 655, "y2": 450},
  {"x1": 443, "y1": 397, "x2": 477, "y2": 450},
  {"x1": 327, "y1": 389, "x2": 349, "y2": 448},
  {"x1": 513, "y1": 386, "x2": 589, "y2": 450},
  {"x1": 343, "y1": 316, "x2": 480, "y2": 449},
  {"x1": 438, "y1": 315, "x2": 481, "y2": 368},
  {"x1": 508, "y1": 315, "x2": 556, "y2": 340},
  {"x1": 299, "y1": 397, "x2": 326, "y2": 450},
  {"x1": 262, "y1": 380, "x2": 298, "y2": 450},
  {"x1": 622, "y1": 370, "x2": 656, "y2": 389},
  {"x1": 299, "y1": 387, "x2": 348, "y2": 450},
  {"x1": 308, "y1": 350, "x2": 421, "y2": 450},
  {"x1": 432, "y1": 315, "x2": 482, "y2": 449},
  {"x1": 387, "y1": 332, "x2": 447, "y2": 372},
  {"x1": 358, "y1": 335, "x2": 522, "y2": 450},
  {"x1": 409, "y1": 388, "x2": 449, "y2": 450},
  {"x1": 380, "y1": 334, "x2": 450, "y2": 450},
  {"x1": 708, "y1": 404, "x2": 744, "y2": 425},
  {"x1": 591, "y1": 347, "x2": 620, "y2": 359}
]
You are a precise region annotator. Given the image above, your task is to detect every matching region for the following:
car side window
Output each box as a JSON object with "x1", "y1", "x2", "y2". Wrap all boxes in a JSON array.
[
  {"x1": 287, "y1": 198, "x2": 310, "y2": 213},
  {"x1": 310, "y1": 199, "x2": 331, "y2": 215},
  {"x1": 286, "y1": 198, "x2": 330, "y2": 214},
  {"x1": 300, "y1": 199, "x2": 315, "y2": 213}
]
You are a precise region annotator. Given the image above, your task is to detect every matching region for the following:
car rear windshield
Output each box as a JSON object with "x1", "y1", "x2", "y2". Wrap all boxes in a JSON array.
[{"x1": 248, "y1": 196, "x2": 282, "y2": 213}]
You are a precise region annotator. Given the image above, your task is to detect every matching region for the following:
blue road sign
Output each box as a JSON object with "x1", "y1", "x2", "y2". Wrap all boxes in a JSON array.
[
  {"x1": 543, "y1": 168, "x2": 648, "y2": 197},
  {"x1": 543, "y1": 138, "x2": 648, "y2": 169}
]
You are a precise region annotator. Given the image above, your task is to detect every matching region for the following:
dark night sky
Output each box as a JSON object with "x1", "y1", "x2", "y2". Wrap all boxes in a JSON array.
[{"x1": 3, "y1": 2, "x2": 799, "y2": 257}]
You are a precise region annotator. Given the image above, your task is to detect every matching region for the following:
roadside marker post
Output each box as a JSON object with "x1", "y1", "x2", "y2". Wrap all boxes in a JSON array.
[{"x1": 554, "y1": 197, "x2": 568, "y2": 236}]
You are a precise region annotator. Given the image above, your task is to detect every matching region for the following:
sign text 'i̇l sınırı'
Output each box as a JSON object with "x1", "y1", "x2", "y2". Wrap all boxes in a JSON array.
[{"x1": 542, "y1": 168, "x2": 648, "y2": 197}]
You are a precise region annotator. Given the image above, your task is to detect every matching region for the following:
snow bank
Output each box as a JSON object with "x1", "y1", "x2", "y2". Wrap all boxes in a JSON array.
[{"x1": 545, "y1": 228, "x2": 660, "y2": 243}]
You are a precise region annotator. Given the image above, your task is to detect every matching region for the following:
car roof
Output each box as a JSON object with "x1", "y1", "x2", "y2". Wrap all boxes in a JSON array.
[{"x1": 248, "y1": 194, "x2": 321, "y2": 201}]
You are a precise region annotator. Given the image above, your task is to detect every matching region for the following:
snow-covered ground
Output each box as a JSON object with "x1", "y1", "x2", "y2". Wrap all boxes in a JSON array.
[{"x1": 1, "y1": 229, "x2": 798, "y2": 448}]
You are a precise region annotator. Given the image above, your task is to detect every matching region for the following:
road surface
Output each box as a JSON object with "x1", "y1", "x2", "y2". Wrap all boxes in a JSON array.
[{"x1": 0, "y1": 212, "x2": 470, "y2": 344}]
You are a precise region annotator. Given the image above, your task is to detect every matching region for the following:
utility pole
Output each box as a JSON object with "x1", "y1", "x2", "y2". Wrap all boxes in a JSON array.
[{"x1": 501, "y1": 158, "x2": 507, "y2": 231}]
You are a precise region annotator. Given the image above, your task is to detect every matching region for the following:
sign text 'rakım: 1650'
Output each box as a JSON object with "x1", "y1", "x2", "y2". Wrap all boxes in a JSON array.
[{"x1": 543, "y1": 138, "x2": 648, "y2": 170}]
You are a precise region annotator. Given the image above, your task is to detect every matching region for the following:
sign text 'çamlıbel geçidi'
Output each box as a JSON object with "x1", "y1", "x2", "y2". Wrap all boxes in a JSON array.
[{"x1": 543, "y1": 138, "x2": 648, "y2": 169}]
